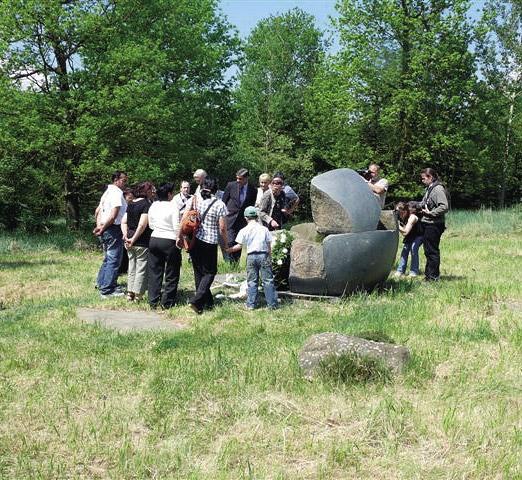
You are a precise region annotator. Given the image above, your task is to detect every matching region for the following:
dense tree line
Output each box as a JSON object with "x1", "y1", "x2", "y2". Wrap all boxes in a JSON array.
[{"x1": 0, "y1": 0, "x2": 520, "y2": 230}]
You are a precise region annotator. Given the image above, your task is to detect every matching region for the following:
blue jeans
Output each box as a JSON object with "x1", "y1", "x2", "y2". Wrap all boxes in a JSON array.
[
  {"x1": 246, "y1": 253, "x2": 278, "y2": 309},
  {"x1": 96, "y1": 225, "x2": 123, "y2": 294},
  {"x1": 397, "y1": 236, "x2": 423, "y2": 274}
]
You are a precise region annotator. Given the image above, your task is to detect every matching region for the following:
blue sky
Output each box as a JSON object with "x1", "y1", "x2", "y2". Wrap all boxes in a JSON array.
[
  {"x1": 220, "y1": 0, "x2": 338, "y2": 40},
  {"x1": 219, "y1": 0, "x2": 486, "y2": 48}
]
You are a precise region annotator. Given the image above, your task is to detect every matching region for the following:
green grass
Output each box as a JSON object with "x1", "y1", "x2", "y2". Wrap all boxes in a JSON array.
[{"x1": 0, "y1": 207, "x2": 521, "y2": 479}]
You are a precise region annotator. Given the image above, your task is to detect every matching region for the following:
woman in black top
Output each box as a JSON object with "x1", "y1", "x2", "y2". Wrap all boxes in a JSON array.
[
  {"x1": 395, "y1": 201, "x2": 423, "y2": 277},
  {"x1": 121, "y1": 182, "x2": 154, "y2": 301}
]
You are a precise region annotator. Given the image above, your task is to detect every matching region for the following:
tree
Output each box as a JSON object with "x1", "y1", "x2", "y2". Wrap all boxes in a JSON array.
[
  {"x1": 474, "y1": 0, "x2": 522, "y2": 206},
  {"x1": 307, "y1": 0, "x2": 478, "y2": 204},
  {"x1": 232, "y1": 8, "x2": 325, "y2": 202},
  {"x1": 0, "y1": 0, "x2": 239, "y2": 229}
]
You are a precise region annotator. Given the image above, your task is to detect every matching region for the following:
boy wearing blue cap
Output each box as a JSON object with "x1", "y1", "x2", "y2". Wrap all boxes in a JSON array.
[{"x1": 226, "y1": 206, "x2": 278, "y2": 310}]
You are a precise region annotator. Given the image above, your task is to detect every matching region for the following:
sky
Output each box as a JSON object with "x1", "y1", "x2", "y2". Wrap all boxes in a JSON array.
[
  {"x1": 219, "y1": 0, "x2": 486, "y2": 48},
  {"x1": 220, "y1": 0, "x2": 338, "y2": 40}
]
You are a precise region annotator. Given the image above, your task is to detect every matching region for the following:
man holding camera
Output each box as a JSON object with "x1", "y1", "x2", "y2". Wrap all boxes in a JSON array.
[{"x1": 365, "y1": 163, "x2": 389, "y2": 209}]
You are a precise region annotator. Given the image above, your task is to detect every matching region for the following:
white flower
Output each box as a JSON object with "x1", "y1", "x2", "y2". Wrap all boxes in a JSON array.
[
  {"x1": 280, "y1": 233, "x2": 287, "y2": 243},
  {"x1": 271, "y1": 237, "x2": 278, "y2": 247},
  {"x1": 277, "y1": 259, "x2": 283, "y2": 265},
  {"x1": 282, "y1": 248, "x2": 288, "y2": 254}
]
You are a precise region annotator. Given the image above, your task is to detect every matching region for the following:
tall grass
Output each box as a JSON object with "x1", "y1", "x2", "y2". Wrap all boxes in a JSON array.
[{"x1": 0, "y1": 209, "x2": 520, "y2": 479}]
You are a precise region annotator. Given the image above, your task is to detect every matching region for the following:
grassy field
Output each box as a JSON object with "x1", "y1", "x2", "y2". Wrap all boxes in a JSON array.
[{"x1": 0, "y1": 208, "x2": 521, "y2": 479}]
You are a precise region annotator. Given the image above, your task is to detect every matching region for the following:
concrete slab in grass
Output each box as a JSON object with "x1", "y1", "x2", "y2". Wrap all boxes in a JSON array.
[{"x1": 78, "y1": 308, "x2": 187, "y2": 333}]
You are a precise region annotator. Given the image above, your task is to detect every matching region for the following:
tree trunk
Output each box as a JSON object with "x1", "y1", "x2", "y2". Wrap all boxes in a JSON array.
[
  {"x1": 54, "y1": 43, "x2": 80, "y2": 228},
  {"x1": 65, "y1": 170, "x2": 80, "y2": 229},
  {"x1": 499, "y1": 97, "x2": 515, "y2": 208}
]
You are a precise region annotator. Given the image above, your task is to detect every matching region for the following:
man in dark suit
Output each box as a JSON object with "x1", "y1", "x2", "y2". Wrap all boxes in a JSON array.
[{"x1": 222, "y1": 168, "x2": 257, "y2": 262}]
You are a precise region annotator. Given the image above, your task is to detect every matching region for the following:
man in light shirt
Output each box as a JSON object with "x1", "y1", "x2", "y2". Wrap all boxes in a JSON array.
[
  {"x1": 94, "y1": 171, "x2": 128, "y2": 298},
  {"x1": 366, "y1": 163, "x2": 389, "y2": 209},
  {"x1": 172, "y1": 180, "x2": 192, "y2": 215},
  {"x1": 192, "y1": 168, "x2": 207, "y2": 205}
]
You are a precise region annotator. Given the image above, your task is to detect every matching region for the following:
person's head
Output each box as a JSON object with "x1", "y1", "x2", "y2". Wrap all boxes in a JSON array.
[
  {"x1": 112, "y1": 171, "x2": 128, "y2": 189},
  {"x1": 274, "y1": 172, "x2": 286, "y2": 184},
  {"x1": 270, "y1": 175, "x2": 284, "y2": 195},
  {"x1": 395, "y1": 201, "x2": 408, "y2": 220},
  {"x1": 420, "y1": 167, "x2": 438, "y2": 186},
  {"x1": 123, "y1": 188, "x2": 134, "y2": 202},
  {"x1": 180, "y1": 180, "x2": 190, "y2": 197},
  {"x1": 133, "y1": 181, "x2": 155, "y2": 200},
  {"x1": 407, "y1": 201, "x2": 421, "y2": 216},
  {"x1": 193, "y1": 169, "x2": 207, "y2": 186},
  {"x1": 236, "y1": 168, "x2": 249, "y2": 186},
  {"x1": 156, "y1": 182, "x2": 175, "y2": 201},
  {"x1": 201, "y1": 176, "x2": 218, "y2": 200},
  {"x1": 259, "y1": 173, "x2": 271, "y2": 191},
  {"x1": 368, "y1": 163, "x2": 380, "y2": 181},
  {"x1": 244, "y1": 206, "x2": 258, "y2": 221}
]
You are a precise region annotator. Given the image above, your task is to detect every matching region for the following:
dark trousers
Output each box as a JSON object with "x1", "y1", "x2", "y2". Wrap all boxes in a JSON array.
[
  {"x1": 190, "y1": 238, "x2": 218, "y2": 310},
  {"x1": 225, "y1": 217, "x2": 246, "y2": 263},
  {"x1": 147, "y1": 237, "x2": 181, "y2": 308},
  {"x1": 423, "y1": 222, "x2": 445, "y2": 280}
]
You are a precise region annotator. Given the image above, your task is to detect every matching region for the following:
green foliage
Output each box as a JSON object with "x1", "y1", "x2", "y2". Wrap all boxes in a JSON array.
[
  {"x1": 307, "y1": 0, "x2": 479, "y2": 204},
  {"x1": 232, "y1": 8, "x2": 324, "y2": 210},
  {"x1": 0, "y1": 0, "x2": 239, "y2": 230}
]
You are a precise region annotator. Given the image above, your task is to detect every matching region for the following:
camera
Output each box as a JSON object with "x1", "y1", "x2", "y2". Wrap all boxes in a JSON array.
[{"x1": 356, "y1": 169, "x2": 372, "y2": 181}]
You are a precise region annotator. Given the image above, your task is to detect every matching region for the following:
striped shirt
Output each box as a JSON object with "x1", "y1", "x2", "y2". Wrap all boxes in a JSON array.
[{"x1": 195, "y1": 197, "x2": 228, "y2": 244}]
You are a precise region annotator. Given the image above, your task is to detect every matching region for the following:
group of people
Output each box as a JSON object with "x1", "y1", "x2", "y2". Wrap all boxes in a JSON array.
[
  {"x1": 393, "y1": 168, "x2": 449, "y2": 282},
  {"x1": 93, "y1": 164, "x2": 449, "y2": 312},
  {"x1": 93, "y1": 168, "x2": 294, "y2": 312}
]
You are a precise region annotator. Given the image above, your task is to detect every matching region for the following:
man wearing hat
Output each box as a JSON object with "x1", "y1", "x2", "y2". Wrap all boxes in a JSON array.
[{"x1": 226, "y1": 206, "x2": 278, "y2": 310}]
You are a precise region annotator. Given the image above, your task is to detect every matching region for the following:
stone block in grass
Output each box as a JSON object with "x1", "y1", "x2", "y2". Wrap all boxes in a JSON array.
[{"x1": 299, "y1": 332, "x2": 410, "y2": 381}]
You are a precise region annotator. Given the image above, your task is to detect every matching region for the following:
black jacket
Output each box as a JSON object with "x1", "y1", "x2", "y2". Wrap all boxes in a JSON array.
[{"x1": 222, "y1": 181, "x2": 257, "y2": 228}]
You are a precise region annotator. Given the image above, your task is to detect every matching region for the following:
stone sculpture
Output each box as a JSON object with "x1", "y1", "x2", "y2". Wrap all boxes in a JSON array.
[{"x1": 289, "y1": 168, "x2": 399, "y2": 296}]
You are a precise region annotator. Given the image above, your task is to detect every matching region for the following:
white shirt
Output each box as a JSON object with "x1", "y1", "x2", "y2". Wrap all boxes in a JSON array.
[
  {"x1": 370, "y1": 177, "x2": 389, "y2": 208},
  {"x1": 255, "y1": 187, "x2": 266, "y2": 207},
  {"x1": 98, "y1": 184, "x2": 126, "y2": 225},
  {"x1": 148, "y1": 199, "x2": 181, "y2": 240},
  {"x1": 235, "y1": 221, "x2": 272, "y2": 254}
]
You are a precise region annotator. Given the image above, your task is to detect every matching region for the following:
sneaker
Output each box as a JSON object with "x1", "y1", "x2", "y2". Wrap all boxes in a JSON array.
[
  {"x1": 393, "y1": 271, "x2": 403, "y2": 278},
  {"x1": 100, "y1": 290, "x2": 125, "y2": 299},
  {"x1": 244, "y1": 304, "x2": 255, "y2": 311},
  {"x1": 408, "y1": 272, "x2": 418, "y2": 277}
]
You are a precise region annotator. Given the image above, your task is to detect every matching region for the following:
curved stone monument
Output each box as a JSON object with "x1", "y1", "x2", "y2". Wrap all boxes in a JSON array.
[{"x1": 289, "y1": 168, "x2": 399, "y2": 296}]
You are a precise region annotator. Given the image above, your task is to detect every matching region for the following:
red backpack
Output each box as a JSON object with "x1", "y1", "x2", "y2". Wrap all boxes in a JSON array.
[{"x1": 179, "y1": 198, "x2": 217, "y2": 251}]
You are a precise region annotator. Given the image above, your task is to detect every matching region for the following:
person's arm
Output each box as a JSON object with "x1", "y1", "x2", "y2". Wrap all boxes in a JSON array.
[
  {"x1": 285, "y1": 196, "x2": 299, "y2": 215},
  {"x1": 94, "y1": 205, "x2": 101, "y2": 226},
  {"x1": 219, "y1": 216, "x2": 228, "y2": 247},
  {"x1": 423, "y1": 186, "x2": 449, "y2": 218},
  {"x1": 127, "y1": 213, "x2": 148, "y2": 248},
  {"x1": 258, "y1": 194, "x2": 278, "y2": 229},
  {"x1": 93, "y1": 206, "x2": 119, "y2": 236},
  {"x1": 121, "y1": 213, "x2": 129, "y2": 241},
  {"x1": 368, "y1": 179, "x2": 387, "y2": 194},
  {"x1": 226, "y1": 243, "x2": 242, "y2": 253},
  {"x1": 400, "y1": 215, "x2": 417, "y2": 236}
]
